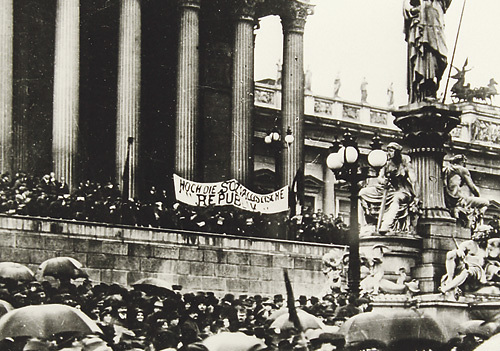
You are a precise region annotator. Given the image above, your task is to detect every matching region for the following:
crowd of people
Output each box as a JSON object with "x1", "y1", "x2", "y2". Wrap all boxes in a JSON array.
[
  {"x1": 0, "y1": 273, "x2": 371, "y2": 351},
  {"x1": 0, "y1": 172, "x2": 349, "y2": 245}
]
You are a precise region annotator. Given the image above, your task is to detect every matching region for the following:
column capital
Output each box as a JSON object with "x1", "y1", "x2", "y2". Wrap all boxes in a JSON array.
[
  {"x1": 233, "y1": 0, "x2": 264, "y2": 22},
  {"x1": 178, "y1": 0, "x2": 200, "y2": 9},
  {"x1": 280, "y1": 0, "x2": 314, "y2": 34}
]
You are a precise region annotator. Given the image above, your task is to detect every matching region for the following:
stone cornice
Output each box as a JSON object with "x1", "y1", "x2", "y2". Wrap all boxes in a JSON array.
[{"x1": 280, "y1": 0, "x2": 314, "y2": 34}]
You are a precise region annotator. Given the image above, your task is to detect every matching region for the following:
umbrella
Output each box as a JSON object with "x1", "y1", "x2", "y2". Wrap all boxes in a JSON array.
[
  {"x1": 0, "y1": 262, "x2": 35, "y2": 281},
  {"x1": 473, "y1": 332, "x2": 500, "y2": 351},
  {"x1": 270, "y1": 309, "x2": 325, "y2": 331},
  {"x1": 0, "y1": 304, "x2": 102, "y2": 339},
  {"x1": 37, "y1": 257, "x2": 88, "y2": 279},
  {"x1": 0, "y1": 300, "x2": 13, "y2": 318},
  {"x1": 458, "y1": 320, "x2": 497, "y2": 339},
  {"x1": 202, "y1": 331, "x2": 267, "y2": 351},
  {"x1": 339, "y1": 309, "x2": 447, "y2": 348},
  {"x1": 268, "y1": 307, "x2": 289, "y2": 321},
  {"x1": 132, "y1": 277, "x2": 176, "y2": 297}
]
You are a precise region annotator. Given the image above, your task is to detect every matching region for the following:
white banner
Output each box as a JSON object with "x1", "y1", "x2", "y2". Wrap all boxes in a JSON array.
[{"x1": 173, "y1": 174, "x2": 289, "y2": 214}]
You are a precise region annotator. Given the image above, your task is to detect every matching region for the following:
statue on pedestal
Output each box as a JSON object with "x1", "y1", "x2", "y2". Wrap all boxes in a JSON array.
[
  {"x1": 443, "y1": 154, "x2": 490, "y2": 228},
  {"x1": 403, "y1": 0, "x2": 453, "y2": 103},
  {"x1": 359, "y1": 142, "x2": 419, "y2": 235}
]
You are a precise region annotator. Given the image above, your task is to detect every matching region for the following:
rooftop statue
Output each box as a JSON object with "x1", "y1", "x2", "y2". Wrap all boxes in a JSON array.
[
  {"x1": 450, "y1": 60, "x2": 498, "y2": 104},
  {"x1": 403, "y1": 0, "x2": 452, "y2": 103}
]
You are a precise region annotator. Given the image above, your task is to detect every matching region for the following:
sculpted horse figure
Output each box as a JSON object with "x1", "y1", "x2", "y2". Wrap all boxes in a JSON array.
[{"x1": 450, "y1": 61, "x2": 498, "y2": 104}]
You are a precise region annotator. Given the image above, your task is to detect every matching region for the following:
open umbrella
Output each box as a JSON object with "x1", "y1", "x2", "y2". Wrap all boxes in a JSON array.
[
  {"x1": 37, "y1": 257, "x2": 88, "y2": 279},
  {"x1": 132, "y1": 277, "x2": 176, "y2": 297},
  {"x1": 0, "y1": 304, "x2": 102, "y2": 339},
  {"x1": 339, "y1": 309, "x2": 447, "y2": 348},
  {"x1": 0, "y1": 262, "x2": 35, "y2": 281},
  {"x1": 458, "y1": 320, "x2": 497, "y2": 339},
  {"x1": 473, "y1": 332, "x2": 500, "y2": 351},
  {"x1": 270, "y1": 309, "x2": 325, "y2": 331},
  {"x1": 202, "y1": 331, "x2": 267, "y2": 351}
]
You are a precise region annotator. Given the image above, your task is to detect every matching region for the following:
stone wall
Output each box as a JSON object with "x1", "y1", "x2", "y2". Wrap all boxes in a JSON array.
[{"x1": 0, "y1": 215, "x2": 343, "y2": 297}]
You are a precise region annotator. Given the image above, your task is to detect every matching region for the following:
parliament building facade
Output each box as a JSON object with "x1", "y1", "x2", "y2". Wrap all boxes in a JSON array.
[{"x1": 1, "y1": 0, "x2": 500, "y2": 227}]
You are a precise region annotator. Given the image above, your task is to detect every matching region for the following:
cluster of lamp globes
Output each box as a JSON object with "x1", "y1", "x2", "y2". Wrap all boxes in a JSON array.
[
  {"x1": 326, "y1": 140, "x2": 388, "y2": 172},
  {"x1": 264, "y1": 127, "x2": 295, "y2": 146}
]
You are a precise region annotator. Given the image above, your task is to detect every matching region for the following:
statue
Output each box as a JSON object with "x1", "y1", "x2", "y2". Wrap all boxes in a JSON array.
[
  {"x1": 322, "y1": 246, "x2": 420, "y2": 296},
  {"x1": 450, "y1": 60, "x2": 498, "y2": 104},
  {"x1": 276, "y1": 59, "x2": 282, "y2": 86},
  {"x1": 403, "y1": 0, "x2": 453, "y2": 103},
  {"x1": 360, "y1": 245, "x2": 420, "y2": 295},
  {"x1": 333, "y1": 73, "x2": 341, "y2": 98},
  {"x1": 360, "y1": 77, "x2": 368, "y2": 103},
  {"x1": 359, "y1": 142, "x2": 419, "y2": 235},
  {"x1": 305, "y1": 68, "x2": 312, "y2": 91},
  {"x1": 387, "y1": 82, "x2": 395, "y2": 107},
  {"x1": 443, "y1": 154, "x2": 490, "y2": 228},
  {"x1": 440, "y1": 225, "x2": 493, "y2": 299}
]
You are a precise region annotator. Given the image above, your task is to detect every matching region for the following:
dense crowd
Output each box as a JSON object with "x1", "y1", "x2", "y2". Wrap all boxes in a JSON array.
[
  {"x1": 0, "y1": 274, "x2": 369, "y2": 351},
  {"x1": 0, "y1": 172, "x2": 349, "y2": 245}
]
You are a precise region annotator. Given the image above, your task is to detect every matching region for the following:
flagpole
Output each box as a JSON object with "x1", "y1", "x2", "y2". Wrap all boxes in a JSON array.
[{"x1": 442, "y1": 0, "x2": 467, "y2": 103}]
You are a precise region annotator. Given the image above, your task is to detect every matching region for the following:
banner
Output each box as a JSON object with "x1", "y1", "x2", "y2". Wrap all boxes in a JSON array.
[{"x1": 173, "y1": 174, "x2": 289, "y2": 214}]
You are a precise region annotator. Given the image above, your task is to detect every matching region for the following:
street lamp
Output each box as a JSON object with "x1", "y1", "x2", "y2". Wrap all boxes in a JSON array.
[
  {"x1": 326, "y1": 131, "x2": 387, "y2": 297},
  {"x1": 265, "y1": 126, "x2": 294, "y2": 190}
]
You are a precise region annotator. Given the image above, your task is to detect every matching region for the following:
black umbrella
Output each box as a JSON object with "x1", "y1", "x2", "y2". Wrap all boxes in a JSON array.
[
  {"x1": 0, "y1": 262, "x2": 35, "y2": 282},
  {"x1": 132, "y1": 277, "x2": 176, "y2": 297},
  {"x1": 37, "y1": 257, "x2": 88, "y2": 279},
  {"x1": 0, "y1": 304, "x2": 102, "y2": 339},
  {"x1": 340, "y1": 309, "x2": 447, "y2": 349}
]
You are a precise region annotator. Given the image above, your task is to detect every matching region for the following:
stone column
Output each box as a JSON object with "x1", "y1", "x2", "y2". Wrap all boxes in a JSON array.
[
  {"x1": 175, "y1": 0, "x2": 200, "y2": 180},
  {"x1": 52, "y1": 0, "x2": 79, "y2": 189},
  {"x1": 393, "y1": 102, "x2": 462, "y2": 292},
  {"x1": 280, "y1": 1, "x2": 313, "y2": 189},
  {"x1": 0, "y1": 0, "x2": 13, "y2": 174},
  {"x1": 231, "y1": 1, "x2": 257, "y2": 186},
  {"x1": 323, "y1": 165, "x2": 335, "y2": 216},
  {"x1": 116, "y1": 0, "x2": 141, "y2": 199}
]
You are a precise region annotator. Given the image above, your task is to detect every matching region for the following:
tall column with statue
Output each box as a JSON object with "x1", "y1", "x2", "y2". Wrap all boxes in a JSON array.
[{"x1": 394, "y1": 0, "x2": 462, "y2": 293}]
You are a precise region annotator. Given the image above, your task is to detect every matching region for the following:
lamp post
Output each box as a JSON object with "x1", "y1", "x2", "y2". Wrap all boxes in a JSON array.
[
  {"x1": 265, "y1": 126, "x2": 294, "y2": 190},
  {"x1": 326, "y1": 131, "x2": 387, "y2": 297}
]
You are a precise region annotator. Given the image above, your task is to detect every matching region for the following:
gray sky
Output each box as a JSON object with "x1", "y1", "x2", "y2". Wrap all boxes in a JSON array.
[{"x1": 255, "y1": 0, "x2": 500, "y2": 107}]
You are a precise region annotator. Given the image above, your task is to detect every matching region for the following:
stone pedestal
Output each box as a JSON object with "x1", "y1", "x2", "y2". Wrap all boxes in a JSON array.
[
  {"x1": 393, "y1": 102, "x2": 462, "y2": 293},
  {"x1": 372, "y1": 294, "x2": 500, "y2": 340},
  {"x1": 360, "y1": 234, "x2": 422, "y2": 282}
]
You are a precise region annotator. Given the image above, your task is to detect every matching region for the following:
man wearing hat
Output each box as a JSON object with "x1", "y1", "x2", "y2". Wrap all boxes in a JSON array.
[
  {"x1": 443, "y1": 154, "x2": 490, "y2": 224},
  {"x1": 359, "y1": 141, "x2": 417, "y2": 234}
]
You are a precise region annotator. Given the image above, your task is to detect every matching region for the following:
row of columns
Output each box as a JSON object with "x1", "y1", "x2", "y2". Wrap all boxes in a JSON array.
[
  {"x1": 175, "y1": 0, "x2": 313, "y2": 190},
  {"x1": 0, "y1": 0, "x2": 313, "y2": 197}
]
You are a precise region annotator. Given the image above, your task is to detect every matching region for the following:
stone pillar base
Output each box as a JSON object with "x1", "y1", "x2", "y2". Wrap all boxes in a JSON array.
[{"x1": 360, "y1": 233, "x2": 422, "y2": 282}]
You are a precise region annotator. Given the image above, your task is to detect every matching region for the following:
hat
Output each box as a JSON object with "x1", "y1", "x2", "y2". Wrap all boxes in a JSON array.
[
  {"x1": 297, "y1": 295, "x2": 308, "y2": 304},
  {"x1": 273, "y1": 294, "x2": 284, "y2": 302},
  {"x1": 387, "y1": 142, "x2": 402, "y2": 151}
]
